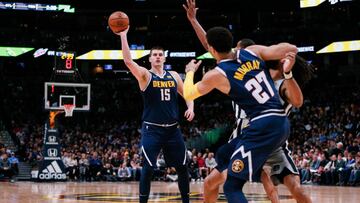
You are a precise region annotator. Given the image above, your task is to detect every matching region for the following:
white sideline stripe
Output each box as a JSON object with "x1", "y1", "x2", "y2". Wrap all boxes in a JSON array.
[{"x1": 142, "y1": 146, "x2": 153, "y2": 167}]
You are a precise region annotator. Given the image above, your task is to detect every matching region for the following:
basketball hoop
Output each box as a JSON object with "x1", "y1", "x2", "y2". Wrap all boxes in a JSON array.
[{"x1": 63, "y1": 104, "x2": 75, "y2": 117}]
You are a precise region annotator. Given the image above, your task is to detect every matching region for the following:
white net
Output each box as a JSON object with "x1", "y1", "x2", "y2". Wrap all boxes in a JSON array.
[{"x1": 63, "y1": 104, "x2": 75, "y2": 117}]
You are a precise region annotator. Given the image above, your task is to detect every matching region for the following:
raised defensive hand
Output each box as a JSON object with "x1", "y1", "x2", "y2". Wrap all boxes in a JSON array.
[
  {"x1": 281, "y1": 52, "x2": 296, "y2": 73},
  {"x1": 185, "y1": 59, "x2": 202, "y2": 73},
  {"x1": 183, "y1": 0, "x2": 198, "y2": 20}
]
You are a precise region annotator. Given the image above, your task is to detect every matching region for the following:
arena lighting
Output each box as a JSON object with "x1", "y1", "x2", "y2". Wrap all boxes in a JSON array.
[
  {"x1": 0, "y1": 2, "x2": 75, "y2": 13},
  {"x1": 0, "y1": 46, "x2": 34, "y2": 57},
  {"x1": 76, "y1": 50, "x2": 151, "y2": 60},
  {"x1": 316, "y1": 40, "x2": 360, "y2": 54},
  {"x1": 300, "y1": 0, "x2": 353, "y2": 8}
]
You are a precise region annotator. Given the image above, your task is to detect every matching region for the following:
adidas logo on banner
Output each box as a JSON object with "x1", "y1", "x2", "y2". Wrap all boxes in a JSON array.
[{"x1": 38, "y1": 161, "x2": 66, "y2": 180}]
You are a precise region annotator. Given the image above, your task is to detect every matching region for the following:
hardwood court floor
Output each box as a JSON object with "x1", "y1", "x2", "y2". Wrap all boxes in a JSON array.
[{"x1": 0, "y1": 181, "x2": 359, "y2": 203}]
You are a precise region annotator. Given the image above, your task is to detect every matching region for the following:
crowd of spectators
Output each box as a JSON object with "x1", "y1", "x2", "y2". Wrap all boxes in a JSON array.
[{"x1": 1, "y1": 76, "x2": 360, "y2": 186}]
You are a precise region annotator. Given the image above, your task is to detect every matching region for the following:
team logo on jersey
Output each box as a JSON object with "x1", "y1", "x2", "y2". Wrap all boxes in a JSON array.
[{"x1": 232, "y1": 159, "x2": 244, "y2": 173}]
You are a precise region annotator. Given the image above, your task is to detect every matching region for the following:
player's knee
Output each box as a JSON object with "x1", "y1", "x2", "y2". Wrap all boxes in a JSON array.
[{"x1": 204, "y1": 176, "x2": 214, "y2": 190}]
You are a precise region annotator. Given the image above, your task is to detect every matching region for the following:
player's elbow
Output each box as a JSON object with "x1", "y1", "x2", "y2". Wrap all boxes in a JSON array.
[
  {"x1": 183, "y1": 89, "x2": 194, "y2": 101},
  {"x1": 292, "y1": 101, "x2": 303, "y2": 108},
  {"x1": 283, "y1": 43, "x2": 298, "y2": 54},
  {"x1": 291, "y1": 97, "x2": 303, "y2": 108}
]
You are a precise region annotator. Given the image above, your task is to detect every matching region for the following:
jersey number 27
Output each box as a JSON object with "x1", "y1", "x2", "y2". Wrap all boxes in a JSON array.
[{"x1": 245, "y1": 71, "x2": 275, "y2": 104}]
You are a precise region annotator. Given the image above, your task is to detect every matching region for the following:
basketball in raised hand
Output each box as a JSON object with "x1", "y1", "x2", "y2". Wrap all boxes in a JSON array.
[{"x1": 108, "y1": 11, "x2": 129, "y2": 34}]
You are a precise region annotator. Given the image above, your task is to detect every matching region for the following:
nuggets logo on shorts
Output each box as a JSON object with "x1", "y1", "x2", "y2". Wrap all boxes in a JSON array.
[{"x1": 232, "y1": 159, "x2": 244, "y2": 173}]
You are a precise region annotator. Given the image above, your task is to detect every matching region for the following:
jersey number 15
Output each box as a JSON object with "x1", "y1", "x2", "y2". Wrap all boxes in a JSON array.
[
  {"x1": 245, "y1": 71, "x2": 275, "y2": 104},
  {"x1": 160, "y1": 89, "x2": 171, "y2": 101}
]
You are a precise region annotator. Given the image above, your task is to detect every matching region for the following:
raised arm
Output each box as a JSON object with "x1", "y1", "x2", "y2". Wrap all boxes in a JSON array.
[
  {"x1": 280, "y1": 53, "x2": 303, "y2": 108},
  {"x1": 170, "y1": 71, "x2": 195, "y2": 121},
  {"x1": 117, "y1": 28, "x2": 150, "y2": 90},
  {"x1": 183, "y1": 0, "x2": 208, "y2": 50},
  {"x1": 247, "y1": 43, "x2": 298, "y2": 61}
]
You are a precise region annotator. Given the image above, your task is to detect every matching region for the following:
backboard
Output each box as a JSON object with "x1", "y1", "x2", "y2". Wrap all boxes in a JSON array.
[{"x1": 44, "y1": 82, "x2": 90, "y2": 111}]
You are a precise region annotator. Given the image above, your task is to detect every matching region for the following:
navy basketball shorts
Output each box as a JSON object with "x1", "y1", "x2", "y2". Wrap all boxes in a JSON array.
[
  {"x1": 228, "y1": 116, "x2": 290, "y2": 182},
  {"x1": 140, "y1": 123, "x2": 187, "y2": 168},
  {"x1": 215, "y1": 137, "x2": 240, "y2": 173}
]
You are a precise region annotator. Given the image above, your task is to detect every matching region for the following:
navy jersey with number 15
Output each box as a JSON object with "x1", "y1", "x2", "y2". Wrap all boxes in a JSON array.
[
  {"x1": 216, "y1": 49, "x2": 283, "y2": 119},
  {"x1": 141, "y1": 71, "x2": 179, "y2": 124}
]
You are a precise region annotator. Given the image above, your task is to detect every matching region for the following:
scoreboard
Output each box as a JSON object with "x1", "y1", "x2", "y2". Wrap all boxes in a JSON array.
[{"x1": 54, "y1": 51, "x2": 76, "y2": 74}]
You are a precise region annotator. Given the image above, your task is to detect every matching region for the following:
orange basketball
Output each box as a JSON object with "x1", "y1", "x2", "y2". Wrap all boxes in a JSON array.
[{"x1": 108, "y1": 11, "x2": 129, "y2": 34}]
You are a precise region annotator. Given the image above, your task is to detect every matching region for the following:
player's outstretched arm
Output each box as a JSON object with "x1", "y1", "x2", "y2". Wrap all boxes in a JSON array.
[
  {"x1": 118, "y1": 27, "x2": 150, "y2": 89},
  {"x1": 184, "y1": 60, "x2": 220, "y2": 101},
  {"x1": 170, "y1": 71, "x2": 195, "y2": 121},
  {"x1": 183, "y1": 0, "x2": 208, "y2": 50},
  {"x1": 280, "y1": 53, "x2": 303, "y2": 108},
  {"x1": 247, "y1": 43, "x2": 298, "y2": 61}
]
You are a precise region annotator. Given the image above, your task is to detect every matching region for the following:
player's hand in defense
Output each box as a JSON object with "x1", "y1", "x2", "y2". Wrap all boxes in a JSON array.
[
  {"x1": 183, "y1": 0, "x2": 198, "y2": 21},
  {"x1": 281, "y1": 52, "x2": 296, "y2": 73},
  {"x1": 185, "y1": 59, "x2": 202, "y2": 73}
]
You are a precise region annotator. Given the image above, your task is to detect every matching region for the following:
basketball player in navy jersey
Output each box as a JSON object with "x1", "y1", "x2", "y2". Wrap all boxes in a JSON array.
[
  {"x1": 183, "y1": 26, "x2": 297, "y2": 202},
  {"x1": 117, "y1": 28, "x2": 194, "y2": 203},
  {"x1": 184, "y1": 1, "x2": 312, "y2": 202}
]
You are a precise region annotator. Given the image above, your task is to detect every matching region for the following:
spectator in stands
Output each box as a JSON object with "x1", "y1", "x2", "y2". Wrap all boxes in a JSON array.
[
  {"x1": 67, "y1": 154, "x2": 78, "y2": 180},
  {"x1": 118, "y1": 162, "x2": 132, "y2": 181},
  {"x1": 110, "y1": 152, "x2": 122, "y2": 170},
  {"x1": 324, "y1": 154, "x2": 338, "y2": 185},
  {"x1": 205, "y1": 152, "x2": 217, "y2": 174},
  {"x1": 8, "y1": 152, "x2": 19, "y2": 175},
  {"x1": 347, "y1": 140, "x2": 359, "y2": 154},
  {"x1": 154, "y1": 153, "x2": 166, "y2": 180},
  {"x1": 89, "y1": 152, "x2": 103, "y2": 181},
  {"x1": 0, "y1": 153, "x2": 15, "y2": 182},
  {"x1": 78, "y1": 153, "x2": 90, "y2": 181},
  {"x1": 197, "y1": 152, "x2": 206, "y2": 180},
  {"x1": 306, "y1": 154, "x2": 320, "y2": 184},
  {"x1": 165, "y1": 167, "x2": 178, "y2": 182},
  {"x1": 188, "y1": 155, "x2": 199, "y2": 181},
  {"x1": 348, "y1": 154, "x2": 360, "y2": 186},
  {"x1": 130, "y1": 154, "x2": 142, "y2": 181},
  {"x1": 330, "y1": 142, "x2": 344, "y2": 156},
  {"x1": 338, "y1": 152, "x2": 355, "y2": 186},
  {"x1": 100, "y1": 162, "x2": 117, "y2": 181},
  {"x1": 315, "y1": 153, "x2": 329, "y2": 184}
]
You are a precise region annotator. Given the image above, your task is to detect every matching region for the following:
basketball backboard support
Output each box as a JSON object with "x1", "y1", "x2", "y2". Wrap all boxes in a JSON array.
[{"x1": 44, "y1": 82, "x2": 90, "y2": 111}]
